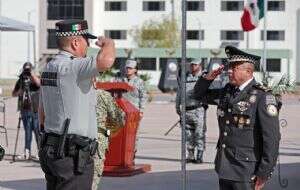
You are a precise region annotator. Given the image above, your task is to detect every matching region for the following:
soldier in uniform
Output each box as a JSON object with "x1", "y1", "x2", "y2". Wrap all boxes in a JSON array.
[
  {"x1": 123, "y1": 59, "x2": 148, "y2": 114},
  {"x1": 38, "y1": 20, "x2": 115, "y2": 190},
  {"x1": 176, "y1": 59, "x2": 208, "y2": 163},
  {"x1": 122, "y1": 59, "x2": 147, "y2": 155},
  {"x1": 194, "y1": 46, "x2": 280, "y2": 190},
  {"x1": 92, "y1": 89, "x2": 125, "y2": 190}
]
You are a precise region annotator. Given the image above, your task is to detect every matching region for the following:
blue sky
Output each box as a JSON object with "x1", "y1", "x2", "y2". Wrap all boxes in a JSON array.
[{"x1": 0, "y1": 0, "x2": 38, "y2": 78}]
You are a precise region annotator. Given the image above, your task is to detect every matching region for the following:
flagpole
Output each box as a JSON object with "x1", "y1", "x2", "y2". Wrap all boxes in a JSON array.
[
  {"x1": 246, "y1": 32, "x2": 249, "y2": 49},
  {"x1": 262, "y1": 0, "x2": 268, "y2": 83}
]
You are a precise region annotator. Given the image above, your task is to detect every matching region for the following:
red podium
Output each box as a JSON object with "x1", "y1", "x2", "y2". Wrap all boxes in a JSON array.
[{"x1": 94, "y1": 82, "x2": 151, "y2": 176}]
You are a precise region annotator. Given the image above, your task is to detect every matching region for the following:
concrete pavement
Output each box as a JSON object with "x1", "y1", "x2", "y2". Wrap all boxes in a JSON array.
[{"x1": 0, "y1": 94, "x2": 300, "y2": 190}]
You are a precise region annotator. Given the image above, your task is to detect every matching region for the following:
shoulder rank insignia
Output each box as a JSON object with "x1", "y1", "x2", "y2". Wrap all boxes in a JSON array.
[{"x1": 254, "y1": 83, "x2": 272, "y2": 92}]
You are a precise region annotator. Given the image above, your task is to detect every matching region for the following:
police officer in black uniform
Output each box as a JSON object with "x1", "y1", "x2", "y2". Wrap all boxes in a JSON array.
[
  {"x1": 194, "y1": 46, "x2": 280, "y2": 190},
  {"x1": 39, "y1": 20, "x2": 115, "y2": 190}
]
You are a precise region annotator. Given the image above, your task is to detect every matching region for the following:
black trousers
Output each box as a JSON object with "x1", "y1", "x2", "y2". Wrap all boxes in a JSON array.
[
  {"x1": 39, "y1": 145, "x2": 94, "y2": 190},
  {"x1": 219, "y1": 179, "x2": 254, "y2": 190}
]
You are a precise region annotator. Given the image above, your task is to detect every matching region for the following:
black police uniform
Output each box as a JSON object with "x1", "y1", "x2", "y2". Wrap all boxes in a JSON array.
[
  {"x1": 39, "y1": 20, "x2": 98, "y2": 190},
  {"x1": 194, "y1": 46, "x2": 281, "y2": 190}
]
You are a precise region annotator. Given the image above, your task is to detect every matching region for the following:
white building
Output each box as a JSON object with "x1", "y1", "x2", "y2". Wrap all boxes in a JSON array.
[{"x1": 39, "y1": 0, "x2": 300, "y2": 85}]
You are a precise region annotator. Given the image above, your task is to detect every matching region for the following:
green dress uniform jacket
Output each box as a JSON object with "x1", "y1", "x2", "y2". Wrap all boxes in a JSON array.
[{"x1": 194, "y1": 77, "x2": 280, "y2": 182}]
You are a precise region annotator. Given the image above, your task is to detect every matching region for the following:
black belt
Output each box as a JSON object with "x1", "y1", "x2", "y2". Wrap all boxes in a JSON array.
[
  {"x1": 186, "y1": 105, "x2": 201, "y2": 111},
  {"x1": 43, "y1": 133, "x2": 98, "y2": 156}
]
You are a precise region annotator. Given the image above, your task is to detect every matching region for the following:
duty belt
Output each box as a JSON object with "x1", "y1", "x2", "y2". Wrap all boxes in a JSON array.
[
  {"x1": 43, "y1": 133, "x2": 98, "y2": 156},
  {"x1": 186, "y1": 105, "x2": 201, "y2": 111}
]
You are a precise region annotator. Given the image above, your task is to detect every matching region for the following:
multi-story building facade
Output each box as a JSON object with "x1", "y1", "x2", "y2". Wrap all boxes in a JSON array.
[{"x1": 40, "y1": 0, "x2": 300, "y2": 85}]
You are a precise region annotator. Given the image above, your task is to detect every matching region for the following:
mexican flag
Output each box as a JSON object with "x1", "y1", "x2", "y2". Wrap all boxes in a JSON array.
[{"x1": 241, "y1": 0, "x2": 265, "y2": 31}]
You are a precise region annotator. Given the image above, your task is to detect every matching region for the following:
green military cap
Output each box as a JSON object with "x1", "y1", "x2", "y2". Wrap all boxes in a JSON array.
[
  {"x1": 190, "y1": 59, "x2": 202, "y2": 65},
  {"x1": 55, "y1": 19, "x2": 97, "y2": 39}
]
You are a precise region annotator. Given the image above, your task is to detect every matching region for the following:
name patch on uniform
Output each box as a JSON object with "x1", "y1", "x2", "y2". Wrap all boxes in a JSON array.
[{"x1": 41, "y1": 72, "x2": 58, "y2": 87}]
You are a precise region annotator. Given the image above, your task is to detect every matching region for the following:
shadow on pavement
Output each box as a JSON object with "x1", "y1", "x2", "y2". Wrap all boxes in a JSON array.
[
  {"x1": 0, "y1": 163, "x2": 299, "y2": 190},
  {"x1": 0, "y1": 178, "x2": 44, "y2": 190},
  {"x1": 101, "y1": 162, "x2": 300, "y2": 190}
]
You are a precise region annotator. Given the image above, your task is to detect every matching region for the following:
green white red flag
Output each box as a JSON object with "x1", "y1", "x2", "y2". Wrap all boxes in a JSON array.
[{"x1": 241, "y1": 0, "x2": 265, "y2": 31}]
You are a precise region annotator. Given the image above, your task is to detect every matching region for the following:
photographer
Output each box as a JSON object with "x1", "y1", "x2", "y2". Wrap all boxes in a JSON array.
[{"x1": 12, "y1": 62, "x2": 40, "y2": 159}]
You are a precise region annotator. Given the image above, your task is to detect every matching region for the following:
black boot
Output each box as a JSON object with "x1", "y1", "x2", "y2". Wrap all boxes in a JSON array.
[
  {"x1": 194, "y1": 150, "x2": 203, "y2": 164},
  {"x1": 186, "y1": 149, "x2": 195, "y2": 163}
]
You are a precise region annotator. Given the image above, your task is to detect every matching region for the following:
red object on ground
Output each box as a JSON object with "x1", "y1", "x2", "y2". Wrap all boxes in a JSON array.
[{"x1": 94, "y1": 82, "x2": 151, "y2": 176}]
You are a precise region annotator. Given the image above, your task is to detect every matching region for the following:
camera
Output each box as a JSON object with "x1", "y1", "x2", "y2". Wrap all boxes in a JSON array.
[{"x1": 20, "y1": 62, "x2": 33, "y2": 90}]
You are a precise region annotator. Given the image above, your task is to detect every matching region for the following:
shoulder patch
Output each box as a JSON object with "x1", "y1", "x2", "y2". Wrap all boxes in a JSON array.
[{"x1": 267, "y1": 105, "x2": 278, "y2": 117}]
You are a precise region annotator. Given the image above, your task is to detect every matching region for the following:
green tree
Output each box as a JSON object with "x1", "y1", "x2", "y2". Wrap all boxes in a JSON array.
[{"x1": 130, "y1": 16, "x2": 180, "y2": 50}]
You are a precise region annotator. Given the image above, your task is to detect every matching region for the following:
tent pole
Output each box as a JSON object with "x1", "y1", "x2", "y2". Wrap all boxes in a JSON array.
[{"x1": 33, "y1": 30, "x2": 37, "y2": 68}]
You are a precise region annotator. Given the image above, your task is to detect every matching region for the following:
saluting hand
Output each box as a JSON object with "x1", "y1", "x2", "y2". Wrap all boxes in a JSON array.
[
  {"x1": 95, "y1": 36, "x2": 114, "y2": 48},
  {"x1": 204, "y1": 65, "x2": 224, "y2": 80}
]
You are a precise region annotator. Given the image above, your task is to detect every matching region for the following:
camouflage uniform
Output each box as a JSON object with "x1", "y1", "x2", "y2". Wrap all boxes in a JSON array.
[
  {"x1": 92, "y1": 89, "x2": 125, "y2": 190},
  {"x1": 123, "y1": 75, "x2": 147, "y2": 152},
  {"x1": 123, "y1": 75, "x2": 147, "y2": 112},
  {"x1": 176, "y1": 70, "x2": 207, "y2": 163}
]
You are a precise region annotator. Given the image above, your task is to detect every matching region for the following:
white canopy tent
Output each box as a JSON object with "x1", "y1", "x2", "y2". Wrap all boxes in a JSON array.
[{"x1": 0, "y1": 16, "x2": 37, "y2": 68}]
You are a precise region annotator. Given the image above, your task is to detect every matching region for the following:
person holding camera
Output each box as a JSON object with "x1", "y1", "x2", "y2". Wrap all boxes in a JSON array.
[
  {"x1": 12, "y1": 62, "x2": 40, "y2": 159},
  {"x1": 38, "y1": 20, "x2": 115, "y2": 190}
]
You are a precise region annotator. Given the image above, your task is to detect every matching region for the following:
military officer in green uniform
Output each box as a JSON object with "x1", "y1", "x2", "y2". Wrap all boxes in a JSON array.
[
  {"x1": 39, "y1": 20, "x2": 115, "y2": 190},
  {"x1": 92, "y1": 89, "x2": 125, "y2": 190},
  {"x1": 194, "y1": 46, "x2": 280, "y2": 190}
]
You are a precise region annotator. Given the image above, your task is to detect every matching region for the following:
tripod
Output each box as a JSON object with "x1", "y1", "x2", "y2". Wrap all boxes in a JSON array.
[{"x1": 12, "y1": 113, "x2": 22, "y2": 162}]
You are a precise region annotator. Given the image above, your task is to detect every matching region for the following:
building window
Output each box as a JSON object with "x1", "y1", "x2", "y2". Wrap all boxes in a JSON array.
[
  {"x1": 137, "y1": 58, "x2": 156, "y2": 70},
  {"x1": 143, "y1": 1, "x2": 165, "y2": 11},
  {"x1": 268, "y1": 1, "x2": 285, "y2": 11},
  {"x1": 221, "y1": 1, "x2": 244, "y2": 11},
  {"x1": 105, "y1": 1, "x2": 127, "y2": 11},
  {"x1": 266, "y1": 59, "x2": 281, "y2": 72},
  {"x1": 104, "y1": 30, "x2": 127, "y2": 40},
  {"x1": 47, "y1": 0, "x2": 84, "y2": 20},
  {"x1": 47, "y1": 29, "x2": 58, "y2": 49},
  {"x1": 221, "y1": 30, "x2": 244, "y2": 41},
  {"x1": 187, "y1": 30, "x2": 204, "y2": 40},
  {"x1": 261, "y1": 30, "x2": 285, "y2": 41},
  {"x1": 187, "y1": 1, "x2": 205, "y2": 11}
]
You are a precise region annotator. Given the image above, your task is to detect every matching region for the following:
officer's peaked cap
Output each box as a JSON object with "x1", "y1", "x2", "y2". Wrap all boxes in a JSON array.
[
  {"x1": 55, "y1": 20, "x2": 97, "y2": 39},
  {"x1": 125, "y1": 59, "x2": 137, "y2": 69},
  {"x1": 225, "y1": 46, "x2": 260, "y2": 65},
  {"x1": 190, "y1": 59, "x2": 202, "y2": 65}
]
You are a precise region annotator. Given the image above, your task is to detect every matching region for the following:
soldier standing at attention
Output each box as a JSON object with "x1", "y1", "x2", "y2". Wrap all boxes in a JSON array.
[
  {"x1": 122, "y1": 59, "x2": 147, "y2": 155},
  {"x1": 194, "y1": 46, "x2": 280, "y2": 190},
  {"x1": 38, "y1": 20, "x2": 115, "y2": 190},
  {"x1": 92, "y1": 89, "x2": 125, "y2": 190},
  {"x1": 176, "y1": 59, "x2": 208, "y2": 164}
]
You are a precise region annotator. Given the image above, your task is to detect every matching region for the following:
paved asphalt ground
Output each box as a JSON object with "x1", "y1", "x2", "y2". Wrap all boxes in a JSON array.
[{"x1": 0, "y1": 93, "x2": 300, "y2": 190}]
